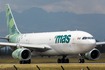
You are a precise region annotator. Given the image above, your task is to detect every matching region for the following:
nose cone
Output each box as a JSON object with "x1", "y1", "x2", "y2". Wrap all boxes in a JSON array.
[
  {"x1": 75, "y1": 31, "x2": 97, "y2": 53},
  {"x1": 83, "y1": 39, "x2": 96, "y2": 53},
  {"x1": 88, "y1": 39, "x2": 96, "y2": 48},
  {"x1": 77, "y1": 39, "x2": 96, "y2": 53}
]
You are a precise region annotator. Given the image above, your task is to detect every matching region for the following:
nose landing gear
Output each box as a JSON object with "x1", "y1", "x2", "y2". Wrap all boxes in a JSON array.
[
  {"x1": 79, "y1": 54, "x2": 85, "y2": 63},
  {"x1": 79, "y1": 59, "x2": 84, "y2": 63}
]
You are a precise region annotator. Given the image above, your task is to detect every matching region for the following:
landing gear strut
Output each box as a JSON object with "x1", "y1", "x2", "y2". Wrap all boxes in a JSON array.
[
  {"x1": 57, "y1": 56, "x2": 69, "y2": 63},
  {"x1": 79, "y1": 54, "x2": 85, "y2": 63},
  {"x1": 19, "y1": 59, "x2": 31, "y2": 64}
]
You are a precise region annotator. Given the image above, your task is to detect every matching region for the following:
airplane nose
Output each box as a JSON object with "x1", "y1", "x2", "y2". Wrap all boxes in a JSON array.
[
  {"x1": 86, "y1": 40, "x2": 96, "y2": 51},
  {"x1": 89, "y1": 40, "x2": 96, "y2": 47},
  {"x1": 80, "y1": 39, "x2": 96, "y2": 53}
]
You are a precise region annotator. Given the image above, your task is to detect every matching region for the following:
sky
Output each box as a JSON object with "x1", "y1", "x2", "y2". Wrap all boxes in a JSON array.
[
  {"x1": 0, "y1": 0, "x2": 105, "y2": 14},
  {"x1": 0, "y1": 0, "x2": 105, "y2": 41}
]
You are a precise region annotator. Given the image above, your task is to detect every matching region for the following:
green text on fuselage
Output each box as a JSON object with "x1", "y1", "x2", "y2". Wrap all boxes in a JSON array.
[{"x1": 55, "y1": 35, "x2": 71, "y2": 43}]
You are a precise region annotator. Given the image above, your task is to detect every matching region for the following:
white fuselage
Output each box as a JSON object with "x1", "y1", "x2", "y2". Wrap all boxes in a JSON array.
[{"x1": 16, "y1": 30, "x2": 96, "y2": 56}]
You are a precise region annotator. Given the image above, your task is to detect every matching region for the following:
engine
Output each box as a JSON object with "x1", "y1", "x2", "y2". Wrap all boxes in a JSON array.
[
  {"x1": 12, "y1": 48, "x2": 31, "y2": 61},
  {"x1": 85, "y1": 48, "x2": 100, "y2": 60}
]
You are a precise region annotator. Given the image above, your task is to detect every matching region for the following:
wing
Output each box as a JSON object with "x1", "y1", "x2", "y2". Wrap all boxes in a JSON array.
[
  {"x1": 0, "y1": 42, "x2": 52, "y2": 51},
  {"x1": 0, "y1": 37, "x2": 9, "y2": 40},
  {"x1": 96, "y1": 42, "x2": 105, "y2": 45}
]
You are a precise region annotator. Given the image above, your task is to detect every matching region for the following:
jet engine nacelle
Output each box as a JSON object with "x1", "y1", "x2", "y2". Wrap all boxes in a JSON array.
[
  {"x1": 85, "y1": 48, "x2": 100, "y2": 60},
  {"x1": 12, "y1": 48, "x2": 31, "y2": 61}
]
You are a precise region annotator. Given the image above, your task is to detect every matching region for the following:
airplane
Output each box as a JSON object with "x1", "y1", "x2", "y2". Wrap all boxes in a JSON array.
[{"x1": 0, "y1": 4, "x2": 105, "y2": 64}]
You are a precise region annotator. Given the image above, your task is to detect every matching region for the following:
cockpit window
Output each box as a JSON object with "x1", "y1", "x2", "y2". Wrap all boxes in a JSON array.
[
  {"x1": 88, "y1": 37, "x2": 94, "y2": 39},
  {"x1": 82, "y1": 37, "x2": 87, "y2": 39},
  {"x1": 82, "y1": 37, "x2": 94, "y2": 40}
]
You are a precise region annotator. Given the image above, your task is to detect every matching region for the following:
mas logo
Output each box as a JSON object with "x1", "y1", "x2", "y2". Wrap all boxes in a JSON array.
[{"x1": 55, "y1": 35, "x2": 71, "y2": 43}]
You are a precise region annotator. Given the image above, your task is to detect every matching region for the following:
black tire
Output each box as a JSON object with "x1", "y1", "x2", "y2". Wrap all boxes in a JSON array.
[
  {"x1": 65, "y1": 58, "x2": 69, "y2": 63},
  {"x1": 81, "y1": 59, "x2": 85, "y2": 63},
  {"x1": 61, "y1": 58, "x2": 65, "y2": 63},
  {"x1": 79, "y1": 59, "x2": 82, "y2": 63},
  {"x1": 19, "y1": 59, "x2": 31, "y2": 64},
  {"x1": 79, "y1": 59, "x2": 85, "y2": 63},
  {"x1": 28, "y1": 59, "x2": 31, "y2": 64},
  {"x1": 19, "y1": 61, "x2": 22, "y2": 64},
  {"x1": 20, "y1": 61, "x2": 25, "y2": 64},
  {"x1": 58, "y1": 58, "x2": 61, "y2": 63}
]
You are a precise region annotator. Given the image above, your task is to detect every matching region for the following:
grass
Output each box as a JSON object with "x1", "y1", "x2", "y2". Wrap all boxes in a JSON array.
[
  {"x1": 0, "y1": 64, "x2": 105, "y2": 70},
  {"x1": 0, "y1": 58, "x2": 105, "y2": 70},
  {"x1": 0, "y1": 58, "x2": 105, "y2": 63}
]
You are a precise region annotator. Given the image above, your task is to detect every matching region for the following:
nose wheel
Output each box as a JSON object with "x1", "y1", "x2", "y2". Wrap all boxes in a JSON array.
[
  {"x1": 79, "y1": 59, "x2": 85, "y2": 63},
  {"x1": 79, "y1": 54, "x2": 85, "y2": 63}
]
